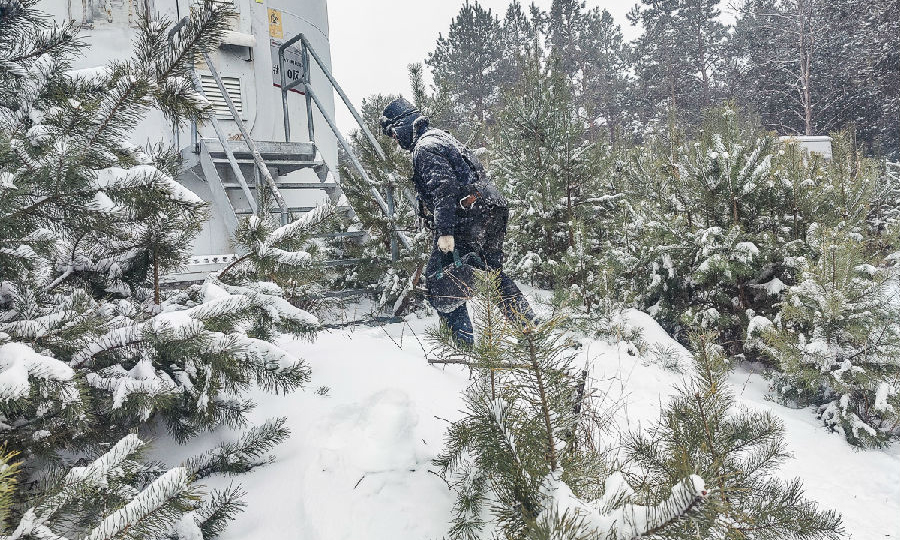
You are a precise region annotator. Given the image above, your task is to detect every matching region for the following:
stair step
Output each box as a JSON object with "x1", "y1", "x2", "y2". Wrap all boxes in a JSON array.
[
  {"x1": 235, "y1": 206, "x2": 354, "y2": 216},
  {"x1": 223, "y1": 182, "x2": 339, "y2": 191},
  {"x1": 212, "y1": 157, "x2": 326, "y2": 173},
  {"x1": 203, "y1": 139, "x2": 316, "y2": 161}
]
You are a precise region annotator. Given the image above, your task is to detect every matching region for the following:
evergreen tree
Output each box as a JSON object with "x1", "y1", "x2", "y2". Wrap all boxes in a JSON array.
[
  {"x1": 726, "y1": 0, "x2": 899, "y2": 151},
  {"x1": 499, "y1": 1, "x2": 543, "y2": 92},
  {"x1": 427, "y1": 1, "x2": 505, "y2": 144},
  {"x1": 434, "y1": 273, "x2": 706, "y2": 539},
  {"x1": 628, "y1": 0, "x2": 728, "y2": 130},
  {"x1": 850, "y1": 1, "x2": 900, "y2": 158},
  {"x1": 579, "y1": 9, "x2": 632, "y2": 147},
  {"x1": 624, "y1": 333, "x2": 843, "y2": 539},
  {"x1": 0, "y1": 0, "x2": 316, "y2": 530},
  {"x1": 491, "y1": 56, "x2": 594, "y2": 288},
  {"x1": 754, "y1": 226, "x2": 900, "y2": 447},
  {"x1": 546, "y1": 0, "x2": 591, "y2": 83},
  {"x1": 1, "y1": 419, "x2": 288, "y2": 538}
]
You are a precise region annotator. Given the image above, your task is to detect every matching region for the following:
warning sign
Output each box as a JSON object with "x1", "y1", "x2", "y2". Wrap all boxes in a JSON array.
[
  {"x1": 268, "y1": 8, "x2": 283, "y2": 38},
  {"x1": 271, "y1": 39, "x2": 304, "y2": 95}
]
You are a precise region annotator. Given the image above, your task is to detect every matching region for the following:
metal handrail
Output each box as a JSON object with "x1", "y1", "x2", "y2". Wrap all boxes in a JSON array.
[
  {"x1": 277, "y1": 32, "x2": 411, "y2": 252},
  {"x1": 188, "y1": 69, "x2": 257, "y2": 215},
  {"x1": 201, "y1": 52, "x2": 290, "y2": 223}
]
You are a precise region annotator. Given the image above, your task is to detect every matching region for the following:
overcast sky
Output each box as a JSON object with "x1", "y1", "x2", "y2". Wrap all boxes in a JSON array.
[{"x1": 326, "y1": 0, "x2": 641, "y2": 133}]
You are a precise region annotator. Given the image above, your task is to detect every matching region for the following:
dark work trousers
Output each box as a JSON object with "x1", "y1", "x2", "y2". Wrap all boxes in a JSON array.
[{"x1": 425, "y1": 206, "x2": 535, "y2": 345}]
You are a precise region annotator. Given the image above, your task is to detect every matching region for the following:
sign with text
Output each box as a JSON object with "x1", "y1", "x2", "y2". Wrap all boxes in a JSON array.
[{"x1": 270, "y1": 38, "x2": 304, "y2": 95}]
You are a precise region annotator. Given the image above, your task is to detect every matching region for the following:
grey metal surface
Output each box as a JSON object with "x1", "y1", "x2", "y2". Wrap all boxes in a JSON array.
[
  {"x1": 190, "y1": 66, "x2": 258, "y2": 215},
  {"x1": 198, "y1": 143, "x2": 240, "y2": 239}
]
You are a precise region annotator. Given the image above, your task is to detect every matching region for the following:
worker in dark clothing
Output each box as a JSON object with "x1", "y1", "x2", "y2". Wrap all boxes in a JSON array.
[{"x1": 380, "y1": 97, "x2": 535, "y2": 345}]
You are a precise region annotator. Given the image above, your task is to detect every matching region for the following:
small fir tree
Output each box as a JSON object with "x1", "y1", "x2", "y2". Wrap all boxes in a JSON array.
[
  {"x1": 434, "y1": 273, "x2": 706, "y2": 539},
  {"x1": 623, "y1": 333, "x2": 843, "y2": 539},
  {"x1": 755, "y1": 227, "x2": 900, "y2": 447}
]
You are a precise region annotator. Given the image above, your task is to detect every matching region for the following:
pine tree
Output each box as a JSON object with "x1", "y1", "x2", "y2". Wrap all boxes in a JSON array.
[
  {"x1": 491, "y1": 56, "x2": 594, "y2": 288},
  {"x1": 579, "y1": 9, "x2": 632, "y2": 147},
  {"x1": 755, "y1": 226, "x2": 900, "y2": 447},
  {"x1": 427, "y1": 1, "x2": 505, "y2": 144},
  {"x1": 220, "y1": 201, "x2": 339, "y2": 316},
  {"x1": 624, "y1": 333, "x2": 843, "y2": 539},
  {"x1": 2, "y1": 419, "x2": 288, "y2": 538},
  {"x1": 728, "y1": 0, "x2": 899, "y2": 157},
  {"x1": 0, "y1": 0, "x2": 316, "y2": 531},
  {"x1": 434, "y1": 273, "x2": 707, "y2": 539},
  {"x1": 498, "y1": 1, "x2": 543, "y2": 92},
  {"x1": 628, "y1": 0, "x2": 728, "y2": 130}
]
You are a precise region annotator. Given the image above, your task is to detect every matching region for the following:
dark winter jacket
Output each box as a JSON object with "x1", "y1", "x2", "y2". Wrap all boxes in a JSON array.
[{"x1": 411, "y1": 128, "x2": 507, "y2": 237}]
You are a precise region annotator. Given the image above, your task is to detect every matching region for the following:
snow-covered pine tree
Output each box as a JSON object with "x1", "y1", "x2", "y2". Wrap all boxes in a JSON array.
[
  {"x1": 754, "y1": 225, "x2": 900, "y2": 447},
  {"x1": 2, "y1": 418, "x2": 289, "y2": 538},
  {"x1": 0, "y1": 0, "x2": 314, "y2": 525},
  {"x1": 434, "y1": 273, "x2": 707, "y2": 539},
  {"x1": 218, "y1": 200, "x2": 339, "y2": 320},
  {"x1": 0, "y1": 448, "x2": 18, "y2": 527},
  {"x1": 615, "y1": 108, "x2": 779, "y2": 346},
  {"x1": 498, "y1": 1, "x2": 542, "y2": 93},
  {"x1": 491, "y1": 54, "x2": 594, "y2": 289},
  {"x1": 3, "y1": 434, "x2": 198, "y2": 539},
  {"x1": 579, "y1": 7, "x2": 632, "y2": 147},
  {"x1": 623, "y1": 333, "x2": 843, "y2": 539}
]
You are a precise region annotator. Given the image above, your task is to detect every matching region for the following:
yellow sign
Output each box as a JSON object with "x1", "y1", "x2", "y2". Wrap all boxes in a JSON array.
[{"x1": 268, "y1": 8, "x2": 283, "y2": 38}]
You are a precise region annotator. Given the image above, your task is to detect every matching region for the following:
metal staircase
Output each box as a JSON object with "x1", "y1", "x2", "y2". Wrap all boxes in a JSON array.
[
  {"x1": 199, "y1": 139, "x2": 345, "y2": 218},
  {"x1": 163, "y1": 20, "x2": 397, "y2": 284}
]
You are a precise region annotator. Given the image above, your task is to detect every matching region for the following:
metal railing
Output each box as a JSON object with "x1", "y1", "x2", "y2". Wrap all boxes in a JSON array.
[
  {"x1": 170, "y1": 17, "x2": 290, "y2": 225},
  {"x1": 277, "y1": 32, "x2": 411, "y2": 254}
]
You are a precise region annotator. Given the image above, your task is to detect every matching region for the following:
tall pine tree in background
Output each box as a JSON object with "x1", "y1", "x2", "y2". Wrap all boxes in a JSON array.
[
  {"x1": 580, "y1": 8, "x2": 632, "y2": 146},
  {"x1": 427, "y1": 1, "x2": 505, "y2": 145},
  {"x1": 628, "y1": 0, "x2": 728, "y2": 131},
  {"x1": 498, "y1": 1, "x2": 543, "y2": 92}
]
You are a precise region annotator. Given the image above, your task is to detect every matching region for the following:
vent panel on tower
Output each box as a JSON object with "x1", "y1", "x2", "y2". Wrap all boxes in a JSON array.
[{"x1": 199, "y1": 74, "x2": 243, "y2": 119}]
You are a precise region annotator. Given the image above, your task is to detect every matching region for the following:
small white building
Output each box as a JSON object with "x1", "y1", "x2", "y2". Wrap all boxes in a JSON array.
[{"x1": 777, "y1": 135, "x2": 834, "y2": 160}]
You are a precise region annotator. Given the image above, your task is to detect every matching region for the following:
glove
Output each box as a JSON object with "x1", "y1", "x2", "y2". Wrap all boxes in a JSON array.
[{"x1": 437, "y1": 235, "x2": 455, "y2": 253}]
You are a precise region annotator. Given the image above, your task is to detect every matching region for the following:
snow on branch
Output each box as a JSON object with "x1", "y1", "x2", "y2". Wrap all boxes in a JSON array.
[
  {"x1": 83, "y1": 467, "x2": 190, "y2": 540},
  {"x1": 0, "y1": 341, "x2": 75, "y2": 401},
  {"x1": 541, "y1": 473, "x2": 707, "y2": 539}
]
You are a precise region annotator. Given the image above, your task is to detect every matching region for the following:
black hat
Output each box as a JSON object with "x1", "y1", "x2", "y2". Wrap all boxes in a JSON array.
[{"x1": 380, "y1": 97, "x2": 419, "y2": 137}]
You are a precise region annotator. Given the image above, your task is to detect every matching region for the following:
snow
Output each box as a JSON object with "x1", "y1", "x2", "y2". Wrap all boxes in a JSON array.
[
  {"x1": 172, "y1": 513, "x2": 204, "y2": 540},
  {"x1": 0, "y1": 342, "x2": 75, "y2": 400},
  {"x1": 541, "y1": 472, "x2": 706, "y2": 540},
  {"x1": 160, "y1": 299, "x2": 899, "y2": 539}
]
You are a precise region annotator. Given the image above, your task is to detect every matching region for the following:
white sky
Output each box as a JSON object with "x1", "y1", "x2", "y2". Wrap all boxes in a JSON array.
[{"x1": 326, "y1": 0, "x2": 641, "y2": 133}]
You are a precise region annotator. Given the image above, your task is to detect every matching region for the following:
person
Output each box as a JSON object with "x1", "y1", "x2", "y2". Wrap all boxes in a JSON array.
[{"x1": 380, "y1": 97, "x2": 535, "y2": 346}]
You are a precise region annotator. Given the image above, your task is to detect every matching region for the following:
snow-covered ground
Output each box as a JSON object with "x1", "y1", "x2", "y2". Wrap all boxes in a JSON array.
[{"x1": 163, "y1": 299, "x2": 900, "y2": 539}]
